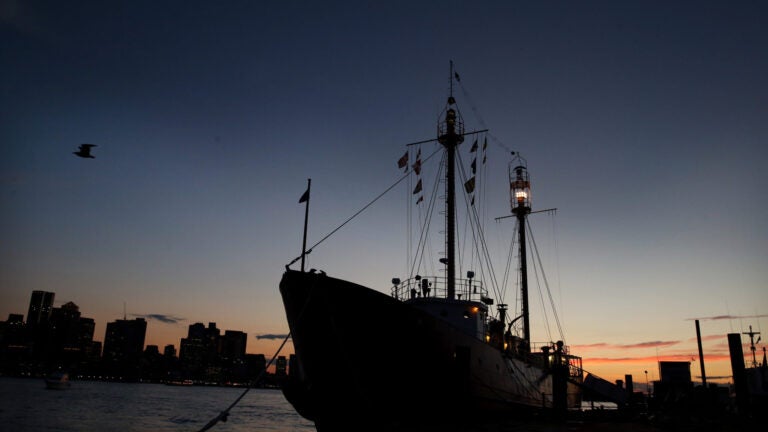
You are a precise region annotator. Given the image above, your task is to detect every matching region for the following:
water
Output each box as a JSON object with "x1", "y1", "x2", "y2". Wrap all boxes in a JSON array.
[{"x1": 0, "y1": 377, "x2": 315, "y2": 432}]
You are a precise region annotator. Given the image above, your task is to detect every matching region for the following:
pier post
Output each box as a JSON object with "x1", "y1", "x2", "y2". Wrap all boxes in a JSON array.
[{"x1": 727, "y1": 333, "x2": 748, "y2": 415}]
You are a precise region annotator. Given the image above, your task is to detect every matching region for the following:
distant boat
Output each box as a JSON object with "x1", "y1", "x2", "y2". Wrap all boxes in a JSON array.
[
  {"x1": 44, "y1": 371, "x2": 71, "y2": 390},
  {"x1": 280, "y1": 66, "x2": 583, "y2": 431}
]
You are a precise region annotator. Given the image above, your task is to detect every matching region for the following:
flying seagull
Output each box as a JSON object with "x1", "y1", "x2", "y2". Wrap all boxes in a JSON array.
[{"x1": 73, "y1": 144, "x2": 97, "y2": 158}]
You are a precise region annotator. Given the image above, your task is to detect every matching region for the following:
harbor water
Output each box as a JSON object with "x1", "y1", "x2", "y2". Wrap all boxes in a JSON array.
[
  {"x1": 0, "y1": 376, "x2": 642, "y2": 432},
  {"x1": 0, "y1": 377, "x2": 315, "y2": 431}
]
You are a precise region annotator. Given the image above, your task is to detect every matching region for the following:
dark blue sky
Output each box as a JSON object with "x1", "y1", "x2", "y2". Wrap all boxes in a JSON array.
[{"x1": 2, "y1": 1, "x2": 766, "y2": 380}]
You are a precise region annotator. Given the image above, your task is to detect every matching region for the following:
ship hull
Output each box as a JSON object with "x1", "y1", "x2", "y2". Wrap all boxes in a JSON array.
[{"x1": 280, "y1": 270, "x2": 580, "y2": 430}]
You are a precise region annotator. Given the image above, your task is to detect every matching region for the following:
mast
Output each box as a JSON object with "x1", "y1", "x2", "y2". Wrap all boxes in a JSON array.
[
  {"x1": 743, "y1": 325, "x2": 761, "y2": 368},
  {"x1": 510, "y1": 160, "x2": 532, "y2": 345},
  {"x1": 437, "y1": 62, "x2": 464, "y2": 299}
]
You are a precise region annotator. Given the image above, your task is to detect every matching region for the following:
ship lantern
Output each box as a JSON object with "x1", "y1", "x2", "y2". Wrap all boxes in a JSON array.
[{"x1": 510, "y1": 165, "x2": 531, "y2": 213}]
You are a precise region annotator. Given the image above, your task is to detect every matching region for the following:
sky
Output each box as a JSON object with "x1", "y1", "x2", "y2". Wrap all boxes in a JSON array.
[{"x1": 1, "y1": 0, "x2": 767, "y2": 385}]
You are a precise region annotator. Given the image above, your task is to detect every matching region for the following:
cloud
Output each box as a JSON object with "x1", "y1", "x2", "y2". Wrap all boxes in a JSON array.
[
  {"x1": 573, "y1": 340, "x2": 680, "y2": 350},
  {"x1": 132, "y1": 314, "x2": 185, "y2": 324},
  {"x1": 584, "y1": 353, "x2": 733, "y2": 364},
  {"x1": 616, "y1": 340, "x2": 680, "y2": 349},
  {"x1": 256, "y1": 334, "x2": 291, "y2": 340},
  {"x1": 575, "y1": 343, "x2": 609, "y2": 348},
  {"x1": 686, "y1": 314, "x2": 768, "y2": 321}
]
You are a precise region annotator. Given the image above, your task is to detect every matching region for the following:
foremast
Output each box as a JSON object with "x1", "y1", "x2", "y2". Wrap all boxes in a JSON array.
[{"x1": 437, "y1": 64, "x2": 464, "y2": 300}]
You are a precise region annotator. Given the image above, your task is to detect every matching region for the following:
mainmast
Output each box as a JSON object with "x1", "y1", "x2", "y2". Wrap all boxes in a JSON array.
[
  {"x1": 510, "y1": 159, "x2": 532, "y2": 345},
  {"x1": 437, "y1": 62, "x2": 464, "y2": 300}
]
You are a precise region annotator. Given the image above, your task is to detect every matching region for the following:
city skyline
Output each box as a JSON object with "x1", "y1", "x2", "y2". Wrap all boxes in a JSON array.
[
  {"x1": 2, "y1": 1, "x2": 766, "y2": 386},
  {"x1": 1, "y1": 288, "x2": 282, "y2": 383},
  {"x1": 3, "y1": 288, "x2": 764, "y2": 386},
  {"x1": 3, "y1": 289, "x2": 278, "y2": 357}
]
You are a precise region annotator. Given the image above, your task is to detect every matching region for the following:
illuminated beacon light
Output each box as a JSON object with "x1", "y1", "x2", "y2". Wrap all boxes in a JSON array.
[
  {"x1": 515, "y1": 190, "x2": 527, "y2": 201},
  {"x1": 471, "y1": 306, "x2": 479, "y2": 313}
]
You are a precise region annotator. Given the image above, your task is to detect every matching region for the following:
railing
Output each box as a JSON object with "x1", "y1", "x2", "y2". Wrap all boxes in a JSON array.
[
  {"x1": 390, "y1": 276, "x2": 489, "y2": 303},
  {"x1": 529, "y1": 341, "x2": 584, "y2": 381}
]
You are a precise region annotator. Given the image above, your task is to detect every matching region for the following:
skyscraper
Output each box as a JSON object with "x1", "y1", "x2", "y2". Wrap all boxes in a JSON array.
[
  {"x1": 102, "y1": 318, "x2": 147, "y2": 380},
  {"x1": 26, "y1": 291, "x2": 54, "y2": 326},
  {"x1": 221, "y1": 330, "x2": 247, "y2": 362}
]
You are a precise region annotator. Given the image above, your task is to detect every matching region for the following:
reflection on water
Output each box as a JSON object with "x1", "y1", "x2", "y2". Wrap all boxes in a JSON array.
[
  {"x1": 0, "y1": 377, "x2": 649, "y2": 432},
  {"x1": 0, "y1": 377, "x2": 314, "y2": 431}
]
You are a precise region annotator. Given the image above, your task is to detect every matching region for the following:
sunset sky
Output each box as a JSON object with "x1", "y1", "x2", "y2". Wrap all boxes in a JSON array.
[{"x1": 2, "y1": 1, "x2": 766, "y2": 385}]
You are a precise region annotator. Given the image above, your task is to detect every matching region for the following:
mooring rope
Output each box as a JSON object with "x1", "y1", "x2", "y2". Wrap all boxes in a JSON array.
[
  {"x1": 196, "y1": 332, "x2": 292, "y2": 432},
  {"x1": 287, "y1": 147, "x2": 442, "y2": 269}
]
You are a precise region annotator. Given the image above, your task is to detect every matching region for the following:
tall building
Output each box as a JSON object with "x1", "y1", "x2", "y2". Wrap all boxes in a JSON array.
[
  {"x1": 276, "y1": 355, "x2": 287, "y2": 377},
  {"x1": 102, "y1": 318, "x2": 147, "y2": 381},
  {"x1": 51, "y1": 301, "x2": 82, "y2": 348},
  {"x1": 221, "y1": 330, "x2": 247, "y2": 362},
  {"x1": 163, "y1": 344, "x2": 177, "y2": 358},
  {"x1": 27, "y1": 291, "x2": 54, "y2": 326},
  {"x1": 180, "y1": 322, "x2": 221, "y2": 380}
]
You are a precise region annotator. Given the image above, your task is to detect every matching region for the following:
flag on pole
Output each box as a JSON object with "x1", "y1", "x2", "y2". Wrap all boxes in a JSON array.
[
  {"x1": 412, "y1": 148, "x2": 421, "y2": 175},
  {"x1": 470, "y1": 139, "x2": 478, "y2": 152},
  {"x1": 299, "y1": 188, "x2": 310, "y2": 203},
  {"x1": 464, "y1": 177, "x2": 475, "y2": 193},
  {"x1": 471, "y1": 158, "x2": 476, "y2": 174},
  {"x1": 397, "y1": 151, "x2": 408, "y2": 170},
  {"x1": 413, "y1": 179, "x2": 422, "y2": 194},
  {"x1": 416, "y1": 196, "x2": 423, "y2": 204},
  {"x1": 483, "y1": 137, "x2": 487, "y2": 151}
]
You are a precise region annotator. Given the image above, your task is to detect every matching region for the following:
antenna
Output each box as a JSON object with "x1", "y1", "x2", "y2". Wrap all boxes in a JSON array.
[
  {"x1": 743, "y1": 325, "x2": 761, "y2": 368},
  {"x1": 123, "y1": 302, "x2": 127, "y2": 320}
]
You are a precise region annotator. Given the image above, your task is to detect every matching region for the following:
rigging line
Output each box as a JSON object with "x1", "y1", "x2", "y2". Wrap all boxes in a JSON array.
[
  {"x1": 411, "y1": 151, "x2": 444, "y2": 277},
  {"x1": 453, "y1": 152, "x2": 472, "y2": 274},
  {"x1": 424, "y1": 173, "x2": 440, "y2": 278},
  {"x1": 300, "y1": 147, "x2": 441, "y2": 260},
  {"x1": 530, "y1": 242, "x2": 553, "y2": 343},
  {"x1": 501, "y1": 219, "x2": 516, "y2": 319},
  {"x1": 479, "y1": 132, "x2": 488, "y2": 247},
  {"x1": 525, "y1": 218, "x2": 553, "y2": 341},
  {"x1": 456, "y1": 82, "x2": 515, "y2": 155},
  {"x1": 467, "y1": 142, "x2": 486, "y2": 278},
  {"x1": 456, "y1": 150, "x2": 504, "y2": 304},
  {"x1": 427, "y1": 158, "x2": 447, "y2": 278},
  {"x1": 198, "y1": 271, "x2": 326, "y2": 432},
  {"x1": 527, "y1": 221, "x2": 565, "y2": 342},
  {"x1": 466, "y1": 187, "x2": 505, "y2": 302},
  {"x1": 406, "y1": 150, "x2": 412, "y2": 276},
  {"x1": 196, "y1": 332, "x2": 291, "y2": 432},
  {"x1": 470, "y1": 191, "x2": 502, "y2": 302},
  {"x1": 551, "y1": 210, "x2": 564, "y2": 328},
  {"x1": 461, "y1": 156, "x2": 503, "y2": 299},
  {"x1": 411, "y1": 154, "x2": 445, "y2": 278}
]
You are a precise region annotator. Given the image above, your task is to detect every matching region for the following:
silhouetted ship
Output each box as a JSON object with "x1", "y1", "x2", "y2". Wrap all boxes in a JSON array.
[{"x1": 280, "y1": 70, "x2": 583, "y2": 431}]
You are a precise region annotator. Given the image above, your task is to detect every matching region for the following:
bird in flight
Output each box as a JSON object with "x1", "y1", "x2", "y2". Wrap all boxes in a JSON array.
[{"x1": 73, "y1": 144, "x2": 97, "y2": 158}]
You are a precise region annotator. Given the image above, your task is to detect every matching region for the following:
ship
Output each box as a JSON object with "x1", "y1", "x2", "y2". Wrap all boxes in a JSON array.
[
  {"x1": 44, "y1": 371, "x2": 71, "y2": 390},
  {"x1": 280, "y1": 68, "x2": 583, "y2": 431}
]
